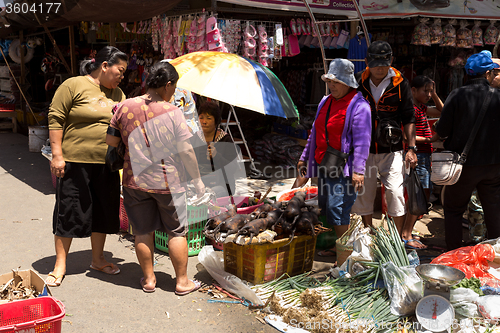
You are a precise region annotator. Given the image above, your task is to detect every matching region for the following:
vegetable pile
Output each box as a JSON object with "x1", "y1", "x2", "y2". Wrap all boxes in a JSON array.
[
  {"x1": 205, "y1": 191, "x2": 324, "y2": 245},
  {"x1": 249, "y1": 216, "x2": 420, "y2": 332},
  {"x1": 452, "y1": 277, "x2": 484, "y2": 296}
]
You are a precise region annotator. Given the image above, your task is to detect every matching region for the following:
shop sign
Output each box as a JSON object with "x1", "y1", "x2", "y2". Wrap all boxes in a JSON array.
[
  {"x1": 218, "y1": 0, "x2": 500, "y2": 20},
  {"x1": 216, "y1": 0, "x2": 358, "y2": 17},
  {"x1": 359, "y1": 0, "x2": 500, "y2": 19}
]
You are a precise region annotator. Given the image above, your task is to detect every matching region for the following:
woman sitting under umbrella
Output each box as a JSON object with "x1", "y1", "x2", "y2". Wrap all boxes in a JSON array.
[
  {"x1": 190, "y1": 101, "x2": 239, "y2": 198},
  {"x1": 296, "y1": 59, "x2": 372, "y2": 256}
]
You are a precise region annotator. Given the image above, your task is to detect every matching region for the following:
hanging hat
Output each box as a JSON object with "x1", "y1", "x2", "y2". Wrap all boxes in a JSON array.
[{"x1": 321, "y1": 58, "x2": 358, "y2": 89}]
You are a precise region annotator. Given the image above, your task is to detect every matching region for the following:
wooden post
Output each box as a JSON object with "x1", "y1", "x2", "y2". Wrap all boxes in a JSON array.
[
  {"x1": 69, "y1": 25, "x2": 76, "y2": 75},
  {"x1": 109, "y1": 24, "x2": 116, "y2": 46},
  {"x1": 350, "y1": 21, "x2": 358, "y2": 39},
  {"x1": 19, "y1": 30, "x2": 26, "y2": 126}
]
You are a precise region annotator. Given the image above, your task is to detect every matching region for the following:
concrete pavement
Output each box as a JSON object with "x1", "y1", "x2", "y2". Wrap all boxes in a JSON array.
[
  {"x1": 0, "y1": 131, "x2": 449, "y2": 332},
  {"x1": 0, "y1": 132, "x2": 276, "y2": 333}
]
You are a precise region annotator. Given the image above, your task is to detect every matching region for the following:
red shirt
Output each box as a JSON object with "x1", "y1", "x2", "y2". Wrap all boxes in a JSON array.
[
  {"x1": 315, "y1": 90, "x2": 356, "y2": 164},
  {"x1": 414, "y1": 103, "x2": 433, "y2": 154}
]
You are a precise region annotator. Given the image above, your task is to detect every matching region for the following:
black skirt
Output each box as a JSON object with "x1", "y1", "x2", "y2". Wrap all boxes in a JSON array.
[{"x1": 52, "y1": 162, "x2": 120, "y2": 238}]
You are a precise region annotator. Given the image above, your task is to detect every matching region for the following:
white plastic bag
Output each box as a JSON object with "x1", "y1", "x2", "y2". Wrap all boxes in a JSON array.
[
  {"x1": 450, "y1": 287, "x2": 480, "y2": 304},
  {"x1": 197, "y1": 246, "x2": 263, "y2": 305},
  {"x1": 454, "y1": 302, "x2": 480, "y2": 319},
  {"x1": 477, "y1": 295, "x2": 500, "y2": 323},
  {"x1": 451, "y1": 288, "x2": 480, "y2": 318},
  {"x1": 381, "y1": 261, "x2": 422, "y2": 316},
  {"x1": 41, "y1": 139, "x2": 52, "y2": 161}
]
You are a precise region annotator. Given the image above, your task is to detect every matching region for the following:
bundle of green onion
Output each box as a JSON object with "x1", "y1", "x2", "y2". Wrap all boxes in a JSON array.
[
  {"x1": 336, "y1": 214, "x2": 363, "y2": 246},
  {"x1": 249, "y1": 215, "x2": 413, "y2": 332}
]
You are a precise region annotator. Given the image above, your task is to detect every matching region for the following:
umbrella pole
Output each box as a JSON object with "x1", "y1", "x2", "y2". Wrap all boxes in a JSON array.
[{"x1": 225, "y1": 105, "x2": 258, "y2": 172}]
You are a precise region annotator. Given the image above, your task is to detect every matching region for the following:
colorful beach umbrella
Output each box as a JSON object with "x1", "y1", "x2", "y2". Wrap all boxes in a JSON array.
[{"x1": 169, "y1": 51, "x2": 299, "y2": 119}]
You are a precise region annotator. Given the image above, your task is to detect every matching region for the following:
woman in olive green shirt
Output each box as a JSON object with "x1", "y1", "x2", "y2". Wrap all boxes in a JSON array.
[{"x1": 46, "y1": 46, "x2": 127, "y2": 287}]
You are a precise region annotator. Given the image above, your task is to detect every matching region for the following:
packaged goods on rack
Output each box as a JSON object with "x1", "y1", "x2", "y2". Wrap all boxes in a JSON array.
[
  {"x1": 457, "y1": 20, "x2": 473, "y2": 49},
  {"x1": 472, "y1": 21, "x2": 483, "y2": 47},
  {"x1": 411, "y1": 18, "x2": 431, "y2": 46},
  {"x1": 430, "y1": 18, "x2": 443, "y2": 44},
  {"x1": 441, "y1": 19, "x2": 457, "y2": 47},
  {"x1": 484, "y1": 20, "x2": 499, "y2": 45}
]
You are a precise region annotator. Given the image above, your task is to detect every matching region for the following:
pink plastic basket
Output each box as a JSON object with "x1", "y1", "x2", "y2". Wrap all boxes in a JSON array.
[
  {"x1": 208, "y1": 196, "x2": 264, "y2": 217},
  {"x1": 0, "y1": 297, "x2": 65, "y2": 333},
  {"x1": 119, "y1": 196, "x2": 129, "y2": 231}
]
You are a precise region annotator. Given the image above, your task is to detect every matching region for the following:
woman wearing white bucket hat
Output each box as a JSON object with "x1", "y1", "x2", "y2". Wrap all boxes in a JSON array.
[{"x1": 297, "y1": 59, "x2": 372, "y2": 256}]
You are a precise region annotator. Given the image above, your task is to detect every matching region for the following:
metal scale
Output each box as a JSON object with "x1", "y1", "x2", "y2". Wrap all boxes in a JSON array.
[{"x1": 414, "y1": 264, "x2": 466, "y2": 333}]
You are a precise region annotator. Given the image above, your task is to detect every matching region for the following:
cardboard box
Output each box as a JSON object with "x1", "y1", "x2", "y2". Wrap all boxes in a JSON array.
[{"x1": 0, "y1": 269, "x2": 50, "y2": 304}]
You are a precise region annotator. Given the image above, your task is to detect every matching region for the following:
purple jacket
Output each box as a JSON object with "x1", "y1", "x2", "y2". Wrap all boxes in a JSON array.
[{"x1": 299, "y1": 92, "x2": 372, "y2": 178}]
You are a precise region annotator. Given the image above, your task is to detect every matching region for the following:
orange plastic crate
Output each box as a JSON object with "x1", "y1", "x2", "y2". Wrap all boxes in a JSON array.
[{"x1": 223, "y1": 235, "x2": 317, "y2": 284}]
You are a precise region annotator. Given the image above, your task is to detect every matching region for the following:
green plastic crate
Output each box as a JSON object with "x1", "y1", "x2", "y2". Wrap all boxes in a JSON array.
[
  {"x1": 155, "y1": 204, "x2": 207, "y2": 256},
  {"x1": 316, "y1": 215, "x2": 338, "y2": 250}
]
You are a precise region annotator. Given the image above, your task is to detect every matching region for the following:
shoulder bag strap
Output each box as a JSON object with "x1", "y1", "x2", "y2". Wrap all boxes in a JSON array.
[
  {"x1": 324, "y1": 97, "x2": 333, "y2": 146},
  {"x1": 459, "y1": 87, "x2": 495, "y2": 164}
]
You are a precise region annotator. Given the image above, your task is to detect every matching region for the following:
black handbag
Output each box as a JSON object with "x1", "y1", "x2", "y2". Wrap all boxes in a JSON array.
[
  {"x1": 375, "y1": 117, "x2": 402, "y2": 147},
  {"x1": 318, "y1": 98, "x2": 351, "y2": 178},
  {"x1": 105, "y1": 140, "x2": 125, "y2": 172},
  {"x1": 105, "y1": 125, "x2": 125, "y2": 172}
]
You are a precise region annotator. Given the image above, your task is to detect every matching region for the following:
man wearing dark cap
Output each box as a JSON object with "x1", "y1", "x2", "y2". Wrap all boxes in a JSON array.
[
  {"x1": 436, "y1": 52, "x2": 500, "y2": 250},
  {"x1": 351, "y1": 41, "x2": 417, "y2": 236}
]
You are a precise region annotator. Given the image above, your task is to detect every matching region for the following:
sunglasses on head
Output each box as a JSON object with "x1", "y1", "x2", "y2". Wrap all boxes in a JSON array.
[{"x1": 368, "y1": 52, "x2": 392, "y2": 60}]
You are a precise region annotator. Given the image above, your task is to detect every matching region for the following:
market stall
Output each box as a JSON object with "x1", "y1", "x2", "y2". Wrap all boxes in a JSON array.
[{"x1": 199, "y1": 202, "x2": 500, "y2": 333}]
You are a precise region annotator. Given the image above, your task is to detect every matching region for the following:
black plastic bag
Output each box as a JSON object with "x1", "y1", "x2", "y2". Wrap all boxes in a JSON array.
[
  {"x1": 105, "y1": 140, "x2": 125, "y2": 172},
  {"x1": 405, "y1": 168, "x2": 429, "y2": 216}
]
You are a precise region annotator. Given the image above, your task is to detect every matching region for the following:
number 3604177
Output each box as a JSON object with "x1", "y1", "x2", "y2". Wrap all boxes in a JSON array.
[{"x1": 5, "y1": 2, "x2": 62, "y2": 14}]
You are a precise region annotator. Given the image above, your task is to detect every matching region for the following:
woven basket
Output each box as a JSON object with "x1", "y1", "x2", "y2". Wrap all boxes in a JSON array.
[{"x1": 335, "y1": 239, "x2": 353, "y2": 267}]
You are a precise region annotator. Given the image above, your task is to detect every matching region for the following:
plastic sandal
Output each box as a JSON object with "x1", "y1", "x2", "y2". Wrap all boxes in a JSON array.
[
  {"x1": 297, "y1": 18, "x2": 306, "y2": 35},
  {"x1": 290, "y1": 18, "x2": 298, "y2": 35},
  {"x1": 319, "y1": 23, "x2": 327, "y2": 36},
  {"x1": 305, "y1": 19, "x2": 312, "y2": 35}
]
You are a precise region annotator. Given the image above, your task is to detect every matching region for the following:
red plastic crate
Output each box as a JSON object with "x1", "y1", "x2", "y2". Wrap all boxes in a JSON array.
[
  {"x1": 0, "y1": 297, "x2": 65, "y2": 333},
  {"x1": 0, "y1": 104, "x2": 15, "y2": 112}
]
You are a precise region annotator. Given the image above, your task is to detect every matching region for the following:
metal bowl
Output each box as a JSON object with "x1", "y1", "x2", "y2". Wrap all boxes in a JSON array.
[{"x1": 416, "y1": 264, "x2": 466, "y2": 287}]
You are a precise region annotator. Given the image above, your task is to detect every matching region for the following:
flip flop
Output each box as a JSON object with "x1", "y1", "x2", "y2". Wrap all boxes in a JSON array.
[
  {"x1": 175, "y1": 280, "x2": 201, "y2": 296},
  {"x1": 403, "y1": 239, "x2": 427, "y2": 250},
  {"x1": 140, "y1": 277, "x2": 156, "y2": 293},
  {"x1": 46, "y1": 272, "x2": 64, "y2": 287},
  {"x1": 89, "y1": 263, "x2": 121, "y2": 275},
  {"x1": 412, "y1": 233, "x2": 422, "y2": 241},
  {"x1": 317, "y1": 248, "x2": 336, "y2": 257}
]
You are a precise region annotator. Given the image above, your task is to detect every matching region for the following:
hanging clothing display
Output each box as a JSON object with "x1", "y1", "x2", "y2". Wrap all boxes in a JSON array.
[{"x1": 347, "y1": 34, "x2": 371, "y2": 74}]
